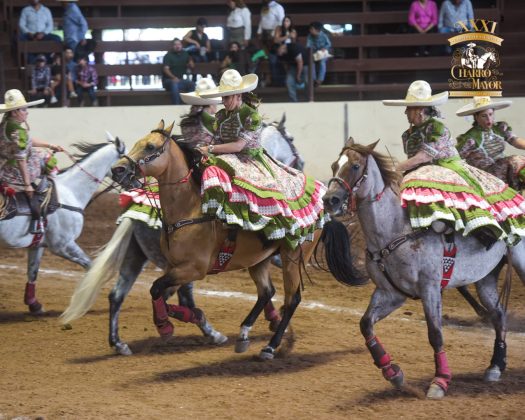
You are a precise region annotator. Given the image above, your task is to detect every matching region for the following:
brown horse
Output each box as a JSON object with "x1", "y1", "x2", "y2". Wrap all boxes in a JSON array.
[{"x1": 110, "y1": 121, "x2": 361, "y2": 359}]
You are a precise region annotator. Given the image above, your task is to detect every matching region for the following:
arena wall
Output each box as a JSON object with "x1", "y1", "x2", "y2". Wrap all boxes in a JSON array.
[{"x1": 30, "y1": 98, "x2": 525, "y2": 181}]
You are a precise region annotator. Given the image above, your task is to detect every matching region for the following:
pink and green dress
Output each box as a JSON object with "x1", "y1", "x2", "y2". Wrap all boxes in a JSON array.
[
  {"x1": 400, "y1": 117, "x2": 525, "y2": 244},
  {"x1": 200, "y1": 103, "x2": 326, "y2": 249},
  {"x1": 118, "y1": 177, "x2": 162, "y2": 228},
  {"x1": 456, "y1": 121, "x2": 525, "y2": 191}
]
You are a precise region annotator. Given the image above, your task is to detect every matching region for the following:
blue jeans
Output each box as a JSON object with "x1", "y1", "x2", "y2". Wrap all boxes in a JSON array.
[
  {"x1": 312, "y1": 58, "x2": 327, "y2": 83},
  {"x1": 286, "y1": 64, "x2": 309, "y2": 102},
  {"x1": 163, "y1": 78, "x2": 195, "y2": 105},
  {"x1": 75, "y1": 86, "x2": 97, "y2": 105},
  {"x1": 19, "y1": 32, "x2": 63, "y2": 64},
  {"x1": 184, "y1": 45, "x2": 208, "y2": 63}
]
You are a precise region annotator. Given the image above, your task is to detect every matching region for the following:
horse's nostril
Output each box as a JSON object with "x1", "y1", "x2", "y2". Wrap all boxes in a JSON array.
[{"x1": 330, "y1": 196, "x2": 340, "y2": 206}]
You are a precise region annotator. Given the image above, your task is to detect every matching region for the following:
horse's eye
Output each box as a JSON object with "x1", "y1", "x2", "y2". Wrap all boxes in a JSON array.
[
  {"x1": 352, "y1": 163, "x2": 360, "y2": 171},
  {"x1": 145, "y1": 143, "x2": 155, "y2": 151}
]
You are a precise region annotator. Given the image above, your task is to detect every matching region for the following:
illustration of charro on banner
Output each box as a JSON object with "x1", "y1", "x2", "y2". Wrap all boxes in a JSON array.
[{"x1": 448, "y1": 19, "x2": 503, "y2": 97}]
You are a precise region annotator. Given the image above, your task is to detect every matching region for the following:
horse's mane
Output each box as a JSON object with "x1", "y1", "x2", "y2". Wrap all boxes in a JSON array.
[
  {"x1": 172, "y1": 136, "x2": 203, "y2": 186},
  {"x1": 59, "y1": 142, "x2": 109, "y2": 173},
  {"x1": 346, "y1": 143, "x2": 401, "y2": 193}
]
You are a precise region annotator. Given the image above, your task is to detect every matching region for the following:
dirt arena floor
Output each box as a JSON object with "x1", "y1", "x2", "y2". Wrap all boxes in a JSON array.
[{"x1": 1, "y1": 194, "x2": 525, "y2": 419}]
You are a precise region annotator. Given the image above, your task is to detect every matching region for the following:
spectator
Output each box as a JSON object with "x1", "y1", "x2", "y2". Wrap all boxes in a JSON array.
[
  {"x1": 438, "y1": 0, "x2": 474, "y2": 33},
  {"x1": 183, "y1": 18, "x2": 212, "y2": 63},
  {"x1": 220, "y1": 41, "x2": 245, "y2": 77},
  {"x1": 28, "y1": 54, "x2": 53, "y2": 106},
  {"x1": 257, "y1": 0, "x2": 285, "y2": 86},
  {"x1": 49, "y1": 51, "x2": 76, "y2": 104},
  {"x1": 18, "y1": 0, "x2": 62, "y2": 63},
  {"x1": 74, "y1": 55, "x2": 98, "y2": 106},
  {"x1": 226, "y1": 0, "x2": 252, "y2": 48},
  {"x1": 162, "y1": 38, "x2": 196, "y2": 105},
  {"x1": 306, "y1": 21, "x2": 332, "y2": 87},
  {"x1": 276, "y1": 42, "x2": 310, "y2": 102},
  {"x1": 58, "y1": 0, "x2": 88, "y2": 52},
  {"x1": 408, "y1": 0, "x2": 438, "y2": 56},
  {"x1": 273, "y1": 15, "x2": 297, "y2": 45}
]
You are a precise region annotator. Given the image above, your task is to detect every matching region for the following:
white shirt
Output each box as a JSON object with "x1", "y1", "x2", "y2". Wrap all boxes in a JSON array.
[
  {"x1": 257, "y1": 1, "x2": 285, "y2": 34},
  {"x1": 226, "y1": 6, "x2": 252, "y2": 41}
]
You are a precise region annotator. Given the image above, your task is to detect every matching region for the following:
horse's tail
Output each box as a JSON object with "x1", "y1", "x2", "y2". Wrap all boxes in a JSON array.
[
  {"x1": 320, "y1": 219, "x2": 369, "y2": 286},
  {"x1": 60, "y1": 217, "x2": 135, "y2": 324}
]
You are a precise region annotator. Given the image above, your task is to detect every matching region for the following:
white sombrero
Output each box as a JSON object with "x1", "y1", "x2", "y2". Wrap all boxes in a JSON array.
[
  {"x1": 456, "y1": 96, "x2": 512, "y2": 117},
  {"x1": 180, "y1": 78, "x2": 222, "y2": 106},
  {"x1": 382, "y1": 80, "x2": 448, "y2": 107},
  {"x1": 0, "y1": 89, "x2": 44, "y2": 113},
  {"x1": 199, "y1": 69, "x2": 258, "y2": 98}
]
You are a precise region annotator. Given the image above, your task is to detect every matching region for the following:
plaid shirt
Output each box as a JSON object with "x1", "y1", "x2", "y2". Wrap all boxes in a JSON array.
[{"x1": 76, "y1": 64, "x2": 98, "y2": 85}]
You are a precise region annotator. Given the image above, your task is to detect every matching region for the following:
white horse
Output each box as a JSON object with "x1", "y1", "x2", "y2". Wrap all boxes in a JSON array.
[
  {"x1": 0, "y1": 138, "x2": 126, "y2": 313},
  {"x1": 476, "y1": 51, "x2": 497, "y2": 69},
  {"x1": 261, "y1": 114, "x2": 305, "y2": 170}
]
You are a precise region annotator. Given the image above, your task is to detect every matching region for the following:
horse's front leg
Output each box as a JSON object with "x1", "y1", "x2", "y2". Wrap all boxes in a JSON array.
[
  {"x1": 360, "y1": 287, "x2": 406, "y2": 389},
  {"x1": 420, "y1": 284, "x2": 450, "y2": 399},
  {"x1": 25, "y1": 247, "x2": 45, "y2": 314}
]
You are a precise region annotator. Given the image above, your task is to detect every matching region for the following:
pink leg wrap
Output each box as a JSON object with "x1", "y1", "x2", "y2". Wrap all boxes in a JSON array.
[
  {"x1": 366, "y1": 335, "x2": 402, "y2": 381},
  {"x1": 433, "y1": 351, "x2": 452, "y2": 391},
  {"x1": 167, "y1": 304, "x2": 200, "y2": 324},
  {"x1": 152, "y1": 297, "x2": 174, "y2": 338},
  {"x1": 264, "y1": 302, "x2": 280, "y2": 322},
  {"x1": 24, "y1": 283, "x2": 37, "y2": 305}
]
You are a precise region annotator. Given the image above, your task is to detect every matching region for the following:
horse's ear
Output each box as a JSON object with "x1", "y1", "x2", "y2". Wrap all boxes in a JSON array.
[
  {"x1": 115, "y1": 136, "x2": 126, "y2": 154},
  {"x1": 344, "y1": 137, "x2": 355, "y2": 147},
  {"x1": 156, "y1": 120, "x2": 165, "y2": 131},
  {"x1": 278, "y1": 113, "x2": 286, "y2": 130},
  {"x1": 105, "y1": 130, "x2": 115, "y2": 142},
  {"x1": 165, "y1": 121, "x2": 175, "y2": 135},
  {"x1": 366, "y1": 139, "x2": 380, "y2": 150}
]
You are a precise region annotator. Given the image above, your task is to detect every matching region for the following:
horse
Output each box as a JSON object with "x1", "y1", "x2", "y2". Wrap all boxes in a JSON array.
[
  {"x1": 321, "y1": 139, "x2": 525, "y2": 399},
  {"x1": 61, "y1": 115, "x2": 304, "y2": 356},
  {"x1": 0, "y1": 138, "x2": 127, "y2": 313},
  {"x1": 106, "y1": 120, "x2": 349, "y2": 360},
  {"x1": 476, "y1": 51, "x2": 497, "y2": 69}
]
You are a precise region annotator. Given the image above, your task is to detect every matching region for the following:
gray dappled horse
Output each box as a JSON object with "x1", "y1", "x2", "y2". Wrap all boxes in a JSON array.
[
  {"x1": 61, "y1": 115, "x2": 304, "y2": 356},
  {"x1": 0, "y1": 139, "x2": 126, "y2": 313},
  {"x1": 321, "y1": 140, "x2": 525, "y2": 399}
]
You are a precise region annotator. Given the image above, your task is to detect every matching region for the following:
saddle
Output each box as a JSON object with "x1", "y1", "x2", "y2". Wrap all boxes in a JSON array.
[{"x1": 0, "y1": 177, "x2": 61, "y2": 221}]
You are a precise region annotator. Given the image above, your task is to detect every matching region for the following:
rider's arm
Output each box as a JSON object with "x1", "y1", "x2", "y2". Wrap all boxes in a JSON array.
[
  {"x1": 31, "y1": 137, "x2": 64, "y2": 152},
  {"x1": 396, "y1": 150, "x2": 432, "y2": 172},
  {"x1": 202, "y1": 139, "x2": 246, "y2": 155}
]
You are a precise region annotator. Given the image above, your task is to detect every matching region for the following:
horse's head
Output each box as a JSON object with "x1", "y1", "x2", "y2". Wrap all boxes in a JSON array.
[
  {"x1": 111, "y1": 120, "x2": 175, "y2": 189},
  {"x1": 266, "y1": 113, "x2": 305, "y2": 170},
  {"x1": 323, "y1": 138, "x2": 399, "y2": 216}
]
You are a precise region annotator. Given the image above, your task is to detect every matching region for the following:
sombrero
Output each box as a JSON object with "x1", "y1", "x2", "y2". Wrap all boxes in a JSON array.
[
  {"x1": 180, "y1": 78, "x2": 222, "y2": 106},
  {"x1": 199, "y1": 69, "x2": 258, "y2": 98},
  {"x1": 456, "y1": 96, "x2": 512, "y2": 116},
  {"x1": 382, "y1": 80, "x2": 448, "y2": 107},
  {"x1": 0, "y1": 89, "x2": 44, "y2": 113}
]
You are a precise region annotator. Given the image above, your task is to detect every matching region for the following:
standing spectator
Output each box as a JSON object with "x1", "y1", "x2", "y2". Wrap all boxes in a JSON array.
[
  {"x1": 28, "y1": 54, "x2": 53, "y2": 106},
  {"x1": 162, "y1": 38, "x2": 195, "y2": 105},
  {"x1": 58, "y1": 0, "x2": 88, "y2": 53},
  {"x1": 306, "y1": 21, "x2": 332, "y2": 87},
  {"x1": 276, "y1": 42, "x2": 310, "y2": 102},
  {"x1": 18, "y1": 0, "x2": 62, "y2": 63},
  {"x1": 183, "y1": 18, "x2": 212, "y2": 63},
  {"x1": 74, "y1": 55, "x2": 98, "y2": 106},
  {"x1": 257, "y1": 0, "x2": 285, "y2": 86},
  {"x1": 408, "y1": 0, "x2": 438, "y2": 56},
  {"x1": 438, "y1": 0, "x2": 474, "y2": 33},
  {"x1": 226, "y1": 0, "x2": 252, "y2": 48}
]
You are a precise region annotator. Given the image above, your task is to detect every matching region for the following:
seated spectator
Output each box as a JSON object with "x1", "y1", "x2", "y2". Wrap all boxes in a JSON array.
[
  {"x1": 273, "y1": 15, "x2": 297, "y2": 46},
  {"x1": 73, "y1": 55, "x2": 98, "y2": 106},
  {"x1": 226, "y1": 0, "x2": 252, "y2": 48},
  {"x1": 220, "y1": 41, "x2": 243, "y2": 77},
  {"x1": 183, "y1": 18, "x2": 212, "y2": 63},
  {"x1": 58, "y1": 0, "x2": 88, "y2": 52},
  {"x1": 306, "y1": 21, "x2": 332, "y2": 87},
  {"x1": 162, "y1": 38, "x2": 196, "y2": 105},
  {"x1": 438, "y1": 0, "x2": 474, "y2": 33},
  {"x1": 28, "y1": 54, "x2": 53, "y2": 106},
  {"x1": 49, "y1": 51, "x2": 76, "y2": 104},
  {"x1": 276, "y1": 42, "x2": 310, "y2": 102},
  {"x1": 408, "y1": 0, "x2": 438, "y2": 56},
  {"x1": 18, "y1": 0, "x2": 62, "y2": 64}
]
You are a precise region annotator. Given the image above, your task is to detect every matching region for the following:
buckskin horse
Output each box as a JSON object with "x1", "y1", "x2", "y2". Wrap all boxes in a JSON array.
[
  {"x1": 105, "y1": 120, "x2": 361, "y2": 359},
  {"x1": 321, "y1": 139, "x2": 525, "y2": 399}
]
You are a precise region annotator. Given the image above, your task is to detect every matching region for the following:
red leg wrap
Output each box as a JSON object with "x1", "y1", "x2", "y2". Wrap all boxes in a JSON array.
[
  {"x1": 366, "y1": 335, "x2": 392, "y2": 368},
  {"x1": 152, "y1": 297, "x2": 174, "y2": 337},
  {"x1": 24, "y1": 283, "x2": 37, "y2": 305},
  {"x1": 264, "y1": 302, "x2": 280, "y2": 322},
  {"x1": 167, "y1": 304, "x2": 200, "y2": 324},
  {"x1": 433, "y1": 351, "x2": 452, "y2": 391}
]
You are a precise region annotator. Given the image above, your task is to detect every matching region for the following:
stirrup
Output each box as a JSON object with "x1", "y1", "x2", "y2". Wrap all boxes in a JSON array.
[{"x1": 29, "y1": 219, "x2": 44, "y2": 234}]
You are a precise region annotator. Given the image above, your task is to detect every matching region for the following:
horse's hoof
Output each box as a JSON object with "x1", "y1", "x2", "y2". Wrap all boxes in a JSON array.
[
  {"x1": 156, "y1": 320, "x2": 174, "y2": 340},
  {"x1": 29, "y1": 302, "x2": 44, "y2": 314},
  {"x1": 258, "y1": 346, "x2": 275, "y2": 360},
  {"x1": 114, "y1": 342, "x2": 133, "y2": 356},
  {"x1": 390, "y1": 370, "x2": 404, "y2": 389},
  {"x1": 268, "y1": 318, "x2": 281, "y2": 333},
  {"x1": 484, "y1": 365, "x2": 502, "y2": 382},
  {"x1": 235, "y1": 339, "x2": 250, "y2": 353},
  {"x1": 209, "y1": 331, "x2": 228, "y2": 345},
  {"x1": 426, "y1": 382, "x2": 446, "y2": 399}
]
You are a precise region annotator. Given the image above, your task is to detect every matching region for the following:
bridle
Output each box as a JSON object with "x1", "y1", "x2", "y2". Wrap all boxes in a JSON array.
[{"x1": 327, "y1": 155, "x2": 370, "y2": 214}]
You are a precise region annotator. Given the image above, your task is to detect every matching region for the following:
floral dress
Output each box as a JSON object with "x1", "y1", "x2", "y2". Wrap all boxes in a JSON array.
[
  {"x1": 399, "y1": 117, "x2": 525, "y2": 244},
  {"x1": 456, "y1": 122, "x2": 525, "y2": 190},
  {"x1": 0, "y1": 116, "x2": 57, "y2": 191},
  {"x1": 200, "y1": 103, "x2": 326, "y2": 249}
]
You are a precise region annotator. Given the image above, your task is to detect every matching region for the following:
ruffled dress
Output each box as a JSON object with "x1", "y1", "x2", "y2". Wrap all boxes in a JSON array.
[
  {"x1": 400, "y1": 117, "x2": 525, "y2": 245},
  {"x1": 456, "y1": 121, "x2": 525, "y2": 190},
  {"x1": 200, "y1": 103, "x2": 326, "y2": 249}
]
